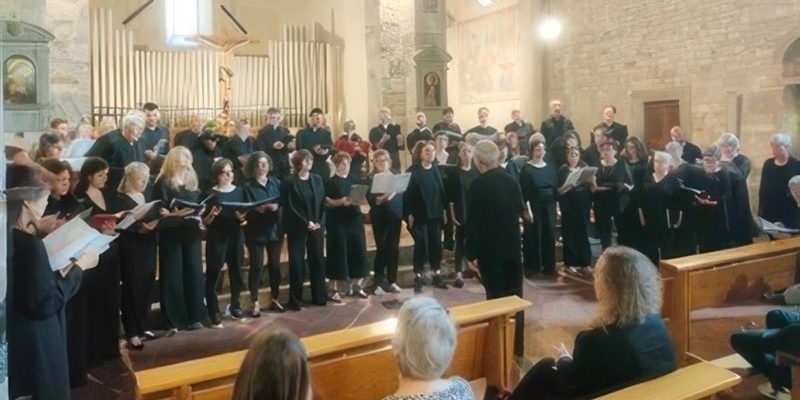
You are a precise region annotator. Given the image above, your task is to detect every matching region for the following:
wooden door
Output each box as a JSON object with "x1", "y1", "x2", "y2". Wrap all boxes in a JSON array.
[{"x1": 644, "y1": 100, "x2": 680, "y2": 151}]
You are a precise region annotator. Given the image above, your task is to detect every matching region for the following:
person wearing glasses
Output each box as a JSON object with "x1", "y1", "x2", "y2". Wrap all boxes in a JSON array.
[{"x1": 368, "y1": 150, "x2": 403, "y2": 295}]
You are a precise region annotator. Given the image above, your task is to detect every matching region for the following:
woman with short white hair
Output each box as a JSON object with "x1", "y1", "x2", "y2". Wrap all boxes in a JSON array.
[
  {"x1": 717, "y1": 132, "x2": 751, "y2": 179},
  {"x1": 381, "y1": 297, "x2": 474, "y2": 400},
  {"x1": 759, "y1": 132, "x2": 800, "y2": 229}
]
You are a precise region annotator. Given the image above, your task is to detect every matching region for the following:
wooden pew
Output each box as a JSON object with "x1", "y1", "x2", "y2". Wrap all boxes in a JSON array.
[
  {"x1": 135, "y1": 296, "x2": 531, "y2": 400},
  {"x1": 594, "y1": 361, "x2": 742, "y2": 400},
  {"x1": 659, "y1": 237, "x2": 800, "y2": 364}
]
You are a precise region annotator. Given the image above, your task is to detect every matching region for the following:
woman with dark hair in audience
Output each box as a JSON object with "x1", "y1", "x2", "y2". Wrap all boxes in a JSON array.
[
  {"x1": 381, "y1": 297, "x2": 474, "y2": 400},
  {"x1": 202, "y1": 158, "x2": 246, "y2": 324},
  {"x1": 445, "y1": 141, "x2": 480, "y2": 287},
  {"x1": 694, "y1": 146, "x2": 754, "y2": 253},
  {"x1": 592, "y1": 140, "x2": 619, "y2": 250},
  {"x1": 116, "y1": 162, "x2": 158, "y2": 349},
  {"x1": 558, "y1": 146, "x2": 594, "y2": 277},
  {"x1": 7, "y1": 164, "x2": 99, "y2": 400},
  {"x1": 243, "y1": 151, "x2": 284, "y2": 313},
  {"x1": 520, "y1": 138, "x2": 558, "y2": 277},
  {"x1": 325, "y1": 152, "x2": 370, "y2": 300},
  {"x1": 718, "y1": 132, "x2": 751, "y2": 179},
  {"x1": 368, "y1": 149, "x2": 404, "y2": 295},
  {"x1": 73, "y1": 157, "x2": 123, "y2": 370},
  {"x1": 41, "y1": 159, "x2": 83, "y2": 219},
  {"x1": 231, "y1": 326, "x2": 313, "y2": 400},
  {"x1": 33, "y1": 131, "x2": 65, "y2": 163},
  {"x1": 637, "y1": 151, "x2": 680, "y2": 265},
  {"x1": 614, "y1": 137, "x2": 649, "y2": 253},
  {"x1": 507, "y1": 246, "x2": 676, "y2": 400},
  {"x1": 283, "y1": 149, "x2": 327, "y2": 310},
  {"x1": 335, "y1": 119, "x2": 371, "y2": 181},
  {"x1": 405, "y1": 140, "x2": 449, "y2": 293},
  {"x1": 153, "y1": 146, "x2": 207, "y2": 332}
]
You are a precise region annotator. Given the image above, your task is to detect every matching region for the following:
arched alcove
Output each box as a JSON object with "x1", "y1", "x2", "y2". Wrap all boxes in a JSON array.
[
  {"x1": 3, "y1": 55, "x2": 37, "y2": 104},
  {"x1": 783, "y1": 38, "x2": 800, "y2": 139},
  {"x1": 784, "y1": 38, "x2": 800, "y2": 79}
]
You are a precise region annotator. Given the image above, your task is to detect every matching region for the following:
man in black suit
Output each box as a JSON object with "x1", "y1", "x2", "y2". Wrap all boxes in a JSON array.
[
  {"x1": 368, "y1": 107, "x2": 404, "y2": 173},
  {"x1": 594, "y1": 105, "x2": 628, "y2": 146},
  {"x1": 540, "y1": 99, "x2": 575, "y2": 157},
  {"x1": 256, "y1": 107, "x2": 293, "y2": 180},
  {"x1": 669, "y1": 125, "x2": 702, "y2": 165},
  {"x1": 504, "y1": 109, "x2": 537, "y2": 155},
  {"x1": 85, "y1": 110, "x2": 146, "y2": 189},
  {"x1": 406, "y1": 111, "x2": 432, "y2": 153},
  {"x1": 466, "y1": 139, "x2": 527, "y2": 356},
  {"x1": 140, "y1": 102, "x2": 170, "y2": 160},
  {"x1": 296, "y1": 108, "x2": 334, "y2": 180}
]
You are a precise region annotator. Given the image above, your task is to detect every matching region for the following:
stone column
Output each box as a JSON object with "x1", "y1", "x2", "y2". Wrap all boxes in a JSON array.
[{"x1": 413, "y1": 0, "x2": 452, "y2": 128}]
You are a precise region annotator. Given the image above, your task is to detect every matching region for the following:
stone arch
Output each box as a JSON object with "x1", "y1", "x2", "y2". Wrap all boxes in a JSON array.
[{"x1": 784, "y1": 38, "x2": 800, "y2": 79}]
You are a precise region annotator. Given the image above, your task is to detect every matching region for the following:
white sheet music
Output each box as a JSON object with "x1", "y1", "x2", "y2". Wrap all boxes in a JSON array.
[
  {"x1": 371, "y1": 172, "x2": 411, "y2": 194},
  {"x1": 42, "y1": 209, "x2": 118, "y2": 271},
  {"x1": 347, "y1": 184, "x2": 370, "y2": 206}
]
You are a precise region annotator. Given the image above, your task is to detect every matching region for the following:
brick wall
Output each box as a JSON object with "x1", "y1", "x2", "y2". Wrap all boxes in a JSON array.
[{"x1": 547, "y1": 0, "x2": 800, "y2": 205}]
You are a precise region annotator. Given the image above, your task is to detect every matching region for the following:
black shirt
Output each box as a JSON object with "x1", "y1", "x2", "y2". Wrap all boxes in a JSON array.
[
  {"x1": 192, "y1": 146, "x2": 222, "y2": 193},
  {"x1": 404, "y1": 164, "x2": 445, "y2": 221},
  {"x1": 243, "y1": 177, "x2": 281, "y2": 243},
  {"x1": 432, "y1": 122, "x2": 462, "y2": 135},
  {"x1": 679, "y1": 141, "x2": 702, "y2": 165},
  {"x1": 406, "y1": 127, "x2": 433, "y2": 152},
  {"x1": 594, "y1": 121, "x2": 628, "y2": 146},
  {"x1": 540, "y1": 116, "x2": 575, "y2": 149},
  {"x1": 325, "y1": 175, "x2": 361, "y2": 224},
  {"x1": 466, "y1": 167, "x2": 524, "y2": 262},
  {"x1": 520, "y1": 163, "x2": 558, "y2": 204},
  {"x1": 175, "y1": 130, "x2": 201, "y2": 153},
  {"x1": 204, "y1": 186, "x2": 246, "y2": 231},
  {"x1": 369, "y1": 123, "x2": 404, "y2": 170},
  {"x1": 256, "y1": 125, "x2": 292, "y2": 180},
  {"x1": 223, "y1": 135, "x2": 256, "y2": 184}
]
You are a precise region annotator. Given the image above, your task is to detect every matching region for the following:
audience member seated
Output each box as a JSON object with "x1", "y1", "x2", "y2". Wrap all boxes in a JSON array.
[
  {"x1": 231, "y1": 326, "x2": 312, "y2": 400},
  {"x1": 730, "y1": 306, "x2": 800, "y2": 400},
  {"x1": 381, "y1": 297, "x2": 474, "y2": 400},
  {"x1": 506, "y1": 246, "x2": 676, "y2": 400}
]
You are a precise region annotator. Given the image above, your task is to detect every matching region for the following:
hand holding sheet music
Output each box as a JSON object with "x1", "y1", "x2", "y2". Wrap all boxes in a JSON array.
[
  {"x1": 371, "y1": 172, "x2": 411, "y2": 194},
  {"x1": 562, "y1": 167, "x2": 598, "y2": 187},
  {"x1": 42, "y1": 209, "x2": 118, "y2": 271},
  {"x1": 347, "y1": 184, "x2": 370, "y2": 206},
  {"x1": 759, "y1": 218, "x2": 800, "y2": 234}
]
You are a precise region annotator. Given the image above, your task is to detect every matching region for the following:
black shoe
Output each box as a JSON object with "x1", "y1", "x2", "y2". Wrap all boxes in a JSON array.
[
  {"x1": 269, "y1": 299, "x2": 285, "y2": 313},
  {"x1": 230, "y1": 307, "x2": 244, "y2": 319},
  {"x1": 453, "y1": 277, "x2": 464, "y2": 288},
  {"x1": 287, "y1": 302, "x2": 302, "y2": 312},
  {"x1": 414, "y1": 276, "x2": 423, "y2": 293},
  {"x1": 186, "y1": 322, "x2": 204, "y2": 331},
  {"x1": 432, "y1": 274, "x2": 448, "y2": 289}
]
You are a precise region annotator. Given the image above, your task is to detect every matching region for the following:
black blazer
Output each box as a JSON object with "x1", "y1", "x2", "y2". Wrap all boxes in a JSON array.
[
  {"x1": 86, "y1": 129, "x2": 146, "y2": 189},
  {"x1": 555, "y1": 313, "x2": 676, "y2": 398},
  {"x1": 282, "y1": 173, "x2": 326, "y2": 232}
]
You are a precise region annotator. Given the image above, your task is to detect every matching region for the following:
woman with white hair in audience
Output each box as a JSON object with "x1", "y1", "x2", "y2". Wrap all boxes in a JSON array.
[
  {"x1": 506, "y1": 246, "x2": 676, "y2": 400},
  {"x1": 637, "y1": 151, "x2": 680, "y2": 265},
  {"x1": 759, "y1": 133, "x2": 800, "y2": 229},
  {"x1": 717, "y1": 132, "x2": 751, "y2": 179},
  {"x1": 381, "y1": 297, "x2": 474, "y2": 400}
]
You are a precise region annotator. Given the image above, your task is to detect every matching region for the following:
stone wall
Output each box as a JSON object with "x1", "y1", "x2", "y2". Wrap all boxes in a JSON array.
[
  {"x1": 546, "y1": 0, "x2": 800, "y2": 203},
  {"x1": 378, "y1": 0, "x2": 416, "y2": 133}
]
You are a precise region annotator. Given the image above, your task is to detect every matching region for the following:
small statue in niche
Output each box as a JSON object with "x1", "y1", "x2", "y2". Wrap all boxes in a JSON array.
[{"x1": 424, "y1": 72, "x2": 440, "y2": 107}]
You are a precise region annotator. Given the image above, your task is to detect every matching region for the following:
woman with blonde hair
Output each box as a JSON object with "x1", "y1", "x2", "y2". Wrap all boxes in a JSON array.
[
  {"x1": 506, "y1": 246, "x2": 676, "y2": 399},
  {"x1": 153, "y1": 146, "x2": 206, "y2": 332},
  {"x1": 116, "y1": 162, "x2": 158, "y2": 349},
  {"x1": 381, "y1": 297, "x2": 474, "y2": 400},
  {"x1": 231, "y1": 327, "x2": 312, "y2": 400}
]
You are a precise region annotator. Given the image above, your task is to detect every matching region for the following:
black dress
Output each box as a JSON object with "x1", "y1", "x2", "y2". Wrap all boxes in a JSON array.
[
  {"x1": 243, "y1": 177, "x2": 283, "y2": 302},
  {"x1": 639, "y1": 173, "x2": 679, "y2": 265},
  {"x1": 282, "y1": 173, "x2": 328, "y2": 307},
  {"x1": 115, "y1": 193, "x2": 158, "y2": 341},
  {"x1": 404, "y1": 163, "x2": 446, "y2": 275},
  {"x1": 593, "y1": 160, "x2": 619, "y2": 250},
  {"x1": 558, "y1": 163, "x2": 593, "y2": 267},
  {"x1": 445, "y1": 166, "x2": 480, "y2": 274},
  {"x1": 520, "y1": 162, "x2": 558, "y2": 275},
  {"x1": 8, "y1": 228, "x2": 83, "y2": 400},
  {"x1": 325, "y1": 174, "x2": 369, "y2": 281},
  {"x1": 614, "y1": 159, "x2": 648, "y2": 254},
  {"x1": 203, "y1": 186, "x2": 245, "y2": 320},
  {"x1": 152, "y1": 179, "x2": 206, "y2": 329},
  {"x1": 695, "y1": 168, "x2": 751, "y2": 253}
]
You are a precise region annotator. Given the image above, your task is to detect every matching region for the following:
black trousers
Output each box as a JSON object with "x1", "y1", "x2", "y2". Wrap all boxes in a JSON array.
[
  {"x1": 205, "y1": 228, "x2": 243, "y2": 318},
  {"x1": 560, "y1": 196, "x2": 592, "y2": 267},
  {"x1": 66, "y1": 276, "x2": 89, "y2": 387},
  {"x1": 372, "y1": 213, "x2": 401, "y2": 285},
  {"x1": 410, "y1": 218, "x2": 443, "y2": 274},
  {"x1": 507, "y1": 357, "x2": 559, "y2": 400},
  {"x1": 246, "y1": 238, "x2": 282, "y2": 301},
  {"x1": 158, "y1": 226, "x2": 206, "y2": 329},
  {"x1": 287, "y1": 227, "x2": 327, "y2": 306},
  {"x1": 119, "y1": 233, "x2": 157, "y2": 339},
  {"x1": 87, "y1": 243, "x2": 121, "y2": 367},
  {"x1": 593, "y1": 192, "x2": 617, "y2": 249},
  {"x1": 453, "y1": 224, "x2": 466, "y2": 273},
  {"x1": 523, "y1": 201, "x2": 557, "y2": 275},
  {"x1": 479, "y1": 257, "x2": 524, "y2": 356},
  {"x1": 442, "y1": 219, "x2": 455, "y2": 251},
  {"x1": 730, "y1": 309, "x2": 800, "y2": 390}
]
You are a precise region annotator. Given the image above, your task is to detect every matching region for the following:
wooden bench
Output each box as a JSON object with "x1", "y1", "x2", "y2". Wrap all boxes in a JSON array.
[
  {"x1": 660, "y1": 237, "x2": 800, "y2": 364},
  {"x1": 135, "y1": 295, "x2": 531, "y2": 400},
  {"x1": 594, "y1": 361, "x2": 742, "y2": 400}
]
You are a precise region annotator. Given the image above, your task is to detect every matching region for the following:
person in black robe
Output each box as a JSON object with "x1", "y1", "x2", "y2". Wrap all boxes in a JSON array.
[
  {"x1": 718, "y1": 132, "x2": 752, "y2": 179},
  {"x1": 174, "y1": 114, "x2": 203, "y2": 153},
  {"x1": 540, "y1": 100, "x2": 575, "y2": 161},
  {"x1": 550, "y1": 130, "x2": 583, "y2": 169},
  {"x1": 520, "y1": 138, "x2": 559, "y2": 277},
  {"x1": 325, "y1": 152, "x2": 370, "y2": 300},
  {"x1": 41, "y1": 159, "x2": 83, "y2": 219},
  {"x1": 335, "y1": 120, "x2": 371, "y2": 182},
  {"x1": 759, "y1": 133, "x2": 800, "y2": 229},
  {"x1": 664, "y1": 142, "x2": 703, "y2": 258},
  {"x1": 494, "y1": 135, "x2": 521, "y2": 181},
  {"x1": 115, "y1": 162, "x2": 158, "y2": 349},
  {"x1": 152, "y1": 147, "x2": 207, "y2": 331},
  {"x1": 367, "y1": 149, "x2": 404, "y2": 295},
  {"x1": 296, "y1": 108, "x2": 334, "y2": 180},
  {"x1": 558, "y1": 146, "x2": 593, "y2": 275},
  {"x1": 6, "y1": 164, "x2": 98, "y2": 400},
  {"x1": 614, "y1": 137, "x2": 649, "y2": 255},
  {"x1": 669, "y1": 126, "x2": 702, "y2": 165},
  {"x1": 464, "y1": 106, "x2": 499, "y2": 138},
  {"x1": 242, "y1": 152, "x2": 284, "y2": 313},
  {"x1": 192, "y1": 132, "x2": 223, "y2": 193},
  {"x1": 594, "y1": 105, "x2": 628, "y2": 147},
  {"x1": 638, "y1": 151, "x2": 680, "y2": 265},
  {"x1": 368, "y1": 107, "x2": 405, "y2": 173},
  {"x1": 85, "y1": 110, "x2": 147, "y2": 190},
  {"x1": 582, "y1": 127, "x2": 607, "y2": 168},
  {"x1": 445, "y1": 142, "x2": 480, "y2": 287},
  {"x1": 404, "y1": 140, "x2": 449, "y2": 293},
  {"x1": 223, "y1": 119, "x2": 256, "y2": 185},
  {"x1": 406, "y1": 111, "x2": 433, "y2": 154},
  {"x1": 695, "y1": 146, "x2": 754, "y2": 253},
  {"x1": 592, "y1": 140, "x2": 620, "y2": 250},
  {"x1": 466, "y1": 140, "x2": 526, "y2": 356},
  {"x1": 256, "y1": 108, "x2": 293, "y2": 181},
  {"x1": 504, "y1": 109, "x2": 537, "y2": 156},
  {"x1": 282, "y1": 149, "x2": 328, "y2": 310}
]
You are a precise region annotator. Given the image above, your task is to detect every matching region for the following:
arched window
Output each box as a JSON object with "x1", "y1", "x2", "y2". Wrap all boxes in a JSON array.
[
  {"x1": 3, "y1": 56, "x2": 36, "y2": 105},
  {"x1": 165, "y1": 0, "x2": 212, "y2": 47}
]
